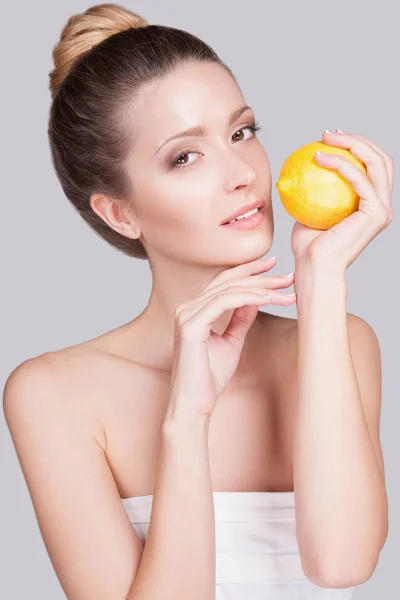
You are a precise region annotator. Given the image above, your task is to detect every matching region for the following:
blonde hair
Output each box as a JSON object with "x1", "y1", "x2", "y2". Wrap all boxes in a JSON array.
[
  {"x1": 47, "y1": 3, "x2": 235, "y2": 259},
  {"x1": 49, "y1": 3, "x2": 148, "y2": 99}
]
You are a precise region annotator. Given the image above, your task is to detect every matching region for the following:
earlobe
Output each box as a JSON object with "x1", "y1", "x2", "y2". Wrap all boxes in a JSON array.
[{"x1": 123, "y1": 221, "x2": 142, "y2": 240}]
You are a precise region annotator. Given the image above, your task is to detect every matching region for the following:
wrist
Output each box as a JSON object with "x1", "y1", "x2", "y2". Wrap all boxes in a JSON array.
[
  {"x1": 162, "y1": 404, "x2": 210, "y2": 441},
  {"x1": 294, "y1": 260, "x2": 348, "y2": 296}
]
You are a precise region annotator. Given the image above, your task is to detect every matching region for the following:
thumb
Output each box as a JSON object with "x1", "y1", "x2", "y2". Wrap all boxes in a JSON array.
[{"x1": 222, "y1": 304, "x2": 260, "y2": 347}]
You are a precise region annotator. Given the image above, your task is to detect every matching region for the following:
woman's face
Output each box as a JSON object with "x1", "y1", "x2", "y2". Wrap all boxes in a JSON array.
[{"x1": 124, "y1": 61, "x2": 274, "y2": 266}]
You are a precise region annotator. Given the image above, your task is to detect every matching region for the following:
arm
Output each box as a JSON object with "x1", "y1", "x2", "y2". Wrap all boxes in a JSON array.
[
  {"x1": 3, "y1": 355, "x2": 215, "y2": 600},
  {"x1": 293, "y1": 265, "x2": 388, "y2": 589},
  {"x1": 128, "y1": 407, "x2": 215, "y2": 600}
]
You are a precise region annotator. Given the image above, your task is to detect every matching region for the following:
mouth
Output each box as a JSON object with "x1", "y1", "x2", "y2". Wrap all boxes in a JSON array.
[
  {"x1": 220, "y1": 204, "x2": 266, "y2": 230},
  {"x1": 220, "y1": 199, "x2": 265, "y2": 225}
]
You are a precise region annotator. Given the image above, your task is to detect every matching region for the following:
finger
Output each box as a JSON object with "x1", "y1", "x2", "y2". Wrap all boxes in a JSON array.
[
  {"x1": 321, "y1": 131, "x2": 391, "y2": 209},
  {"x1": 218, "y1": 304, "x2": 260, "y2": 349},
  {"x1": 181, "y1": 284, "x2": 296, "y2": 320},
  {"x1": 204, "y1": 256, "x2": 277, "y2": 291},
  {"x1": 175, "y1": 273, "x2": 294, "y2": 321},
  {"x1": 339, "y1": 132, "x2": 394, "y2": 195},
  {"x1": 198, "y1": 273, "x2": 295, "y2": 302},
  {"x1": 314, "y1": 151, "x2": 388, "y2": 219},
  {"x1": 321, "y1": 209, "x2": 387, "y2": 270},
  {"x1": 178, "y1": 291, "x2": 273, "y2": 343},
  {"x1": 177, "y1": 287, "x2": 296, "y2": 336}
]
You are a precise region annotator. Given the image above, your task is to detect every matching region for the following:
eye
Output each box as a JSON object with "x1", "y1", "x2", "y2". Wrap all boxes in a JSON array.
[
  {"x1": 168, "y1": 120, "x2": 262, "y2": 170},
  {"x1": 232, "y1": 120, "x2": 262, "y2": 142}
]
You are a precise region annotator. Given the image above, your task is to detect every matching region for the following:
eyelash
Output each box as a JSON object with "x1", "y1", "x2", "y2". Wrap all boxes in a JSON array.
[{"x1": 168, "y1": 120, "x2": 262, "y2": 170}]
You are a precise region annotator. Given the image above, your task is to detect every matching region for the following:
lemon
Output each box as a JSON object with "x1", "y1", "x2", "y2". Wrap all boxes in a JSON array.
[{"x1": 276, "y1": 141, "x2": 367, "y2": 229}]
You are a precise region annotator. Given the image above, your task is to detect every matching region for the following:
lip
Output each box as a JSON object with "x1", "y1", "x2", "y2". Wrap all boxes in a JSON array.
[
  {"x1": 221, "y1": 205, "x2": 265, "y2": 230},
  {"x1": 220, "y1": 199, "x2": 265, "y2": 225}
]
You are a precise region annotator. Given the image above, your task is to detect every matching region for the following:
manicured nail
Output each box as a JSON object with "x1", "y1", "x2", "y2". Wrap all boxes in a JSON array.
[
  {"x1": 268, "y1": 256, "x2": 276, "y2": 260},
  {"x1": 286, "y1": 272, "x2": 295, "y2": 278},
  {"x1": 324, "y1": 129, "x2": 334, "y2": 134},
  {"x1": 336, "y1": 128, "x2": 345, "y2": 133}
]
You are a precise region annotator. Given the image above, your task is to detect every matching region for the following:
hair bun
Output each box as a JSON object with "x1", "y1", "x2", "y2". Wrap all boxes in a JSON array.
[{"x1": 49, "y1": 3, "x2": 148, "y2": 99}]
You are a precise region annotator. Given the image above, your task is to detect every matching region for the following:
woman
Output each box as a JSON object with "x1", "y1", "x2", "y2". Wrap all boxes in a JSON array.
[{"x1": 3, "y1": 3, "x2": 393, "y2": 599}]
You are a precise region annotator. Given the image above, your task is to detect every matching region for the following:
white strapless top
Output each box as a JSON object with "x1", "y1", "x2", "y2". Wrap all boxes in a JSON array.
[{"x1": 121, "y1": 490, "x2": 355, "y2": 599}]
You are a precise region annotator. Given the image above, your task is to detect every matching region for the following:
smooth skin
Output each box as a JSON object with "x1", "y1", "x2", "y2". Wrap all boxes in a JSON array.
[{"x1": 3, "y1": 61, "x2": 392, "y2": 598}]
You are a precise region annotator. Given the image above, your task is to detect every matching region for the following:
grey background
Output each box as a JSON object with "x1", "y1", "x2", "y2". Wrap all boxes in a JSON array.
[{"x1": 1, "y1": 0, "x2": 399, "y2": 597}]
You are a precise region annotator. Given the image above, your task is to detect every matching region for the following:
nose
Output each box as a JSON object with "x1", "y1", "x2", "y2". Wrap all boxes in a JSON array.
[{"x1": 224, "y1": 152, "x2": 258, "y2": 191}]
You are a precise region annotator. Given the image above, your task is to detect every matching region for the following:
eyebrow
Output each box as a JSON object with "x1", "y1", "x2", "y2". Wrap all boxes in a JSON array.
[{"x1": 154, "y1": 105, "x2": 254, "y2": 156}]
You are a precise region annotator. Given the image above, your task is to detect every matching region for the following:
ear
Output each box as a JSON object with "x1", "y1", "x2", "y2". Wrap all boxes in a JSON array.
[{"x1": 90, "y1": 192, "x2": 141, "y2": 240}]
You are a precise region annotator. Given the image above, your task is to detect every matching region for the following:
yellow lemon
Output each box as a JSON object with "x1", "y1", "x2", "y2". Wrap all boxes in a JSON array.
[{"x1": 276, "y1": 141, "x2": 367, "y2": 229}]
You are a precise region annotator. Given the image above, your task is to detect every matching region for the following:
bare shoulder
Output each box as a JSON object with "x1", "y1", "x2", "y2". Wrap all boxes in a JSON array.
[
  {"x1": 3, "y1": 331, "x2": 166, "y2": 454},
  {"x1": 3, "y1": 347, "x2": 98, "y2": 400},
  {"x1": 3, "y1": 348, "x2": 109, "y2": 451},
  {"x1": 3, "y1": 352, "x2": 59, "y2": 414},
  {"x1": 3, "y1": 351, "x2": 146, "y2": 599}
]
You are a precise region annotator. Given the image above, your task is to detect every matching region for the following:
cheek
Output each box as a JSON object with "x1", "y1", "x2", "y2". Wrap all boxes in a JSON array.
[
  {"x1": 139, "y1": 186, "x2": 208, "y2": 236},
  {"x1": 150, "y1": 174, "x2": 216, "y2": 226},
  {"x1": 255, "y1": 146, "x2": 272, "y2": 181}
]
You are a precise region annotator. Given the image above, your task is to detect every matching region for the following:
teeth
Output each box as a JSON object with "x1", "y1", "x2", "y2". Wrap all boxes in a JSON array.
[{"x1": 228, "y1": 207, "x2": 259, "y2": 223}]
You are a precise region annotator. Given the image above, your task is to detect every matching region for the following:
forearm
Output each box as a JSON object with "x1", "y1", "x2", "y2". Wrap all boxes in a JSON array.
[
  {"x1": 127, "y1": 405, "x2": 215, "y2": 600},
  {"x1": 293, "y1": 264, "x2": 388, "y2": 584}
]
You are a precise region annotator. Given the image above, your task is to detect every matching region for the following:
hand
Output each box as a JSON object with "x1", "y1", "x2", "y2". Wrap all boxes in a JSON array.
[
  {"x1": 291, "y1": 130, "x2": 394, "y2": 272},
  {"x1": 167, "y1": 257, "x2": 296, "y2": 422}
]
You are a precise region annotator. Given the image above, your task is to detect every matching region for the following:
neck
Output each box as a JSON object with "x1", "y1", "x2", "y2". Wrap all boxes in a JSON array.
[{"x1": 129, "y1": 251, "x2": 265, "y2": 371}]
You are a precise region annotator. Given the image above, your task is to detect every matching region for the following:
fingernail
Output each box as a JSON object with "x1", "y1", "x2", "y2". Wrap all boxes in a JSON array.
[
  {"x1": 286, "y1": 272, "x2": 295, "y2": 278},
  {"x1": 268, "y1": 256, "x2": 276, "y2": 261},
  {"x1": 324, "y1": 129, "x2": 334, "y2": 134},
  {"x1": 284, "y1": 292, "x2": 297, "y2": 297},
  {"x1": 336, "y1": 128, "x2": 345, "y2": 133}
]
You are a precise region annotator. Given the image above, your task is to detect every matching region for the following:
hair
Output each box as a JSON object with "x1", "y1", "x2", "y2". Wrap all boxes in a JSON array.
[{"x1": 48, "y1": 3, "x2": 236, "y2": 259}]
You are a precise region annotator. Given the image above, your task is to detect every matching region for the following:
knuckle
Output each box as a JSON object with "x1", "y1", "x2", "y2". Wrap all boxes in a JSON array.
[
  {"x1": 208, "y1": 275, "x2": 223, "y2": 289},
  {"x1": 363, "y1": 154, "x2": 376, "y2": 167},
  {"x1": 381, "y1": 205, "x2": 390, "y2": 219},
  {"x1": 175, "y1": 316, "x2": 185, "y2": 330},
  {"x1": 376, "y1": 207, "x2": 390, "y2": 225},
  {"x1": 384, "y1": 209, "x2": 394, "y2": 227},
  {"x1": 174, "y1": 305, "x2": 183, "y2": 319},
  {"x1": 221, "y1": 285, "x2": 241, "y2": 295},
  {"x1": 385, "y1": 153, "x2": 394, "y2": 169},
  {"x1": 179, "y1": 322, "x2": 194, "y2": 340},
  {"x1": 174, "y1": 307, "x2": 187, "y2": 326},
  {"x1": 375, "y1": 153, "x2": 386, "y2": 168}
]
